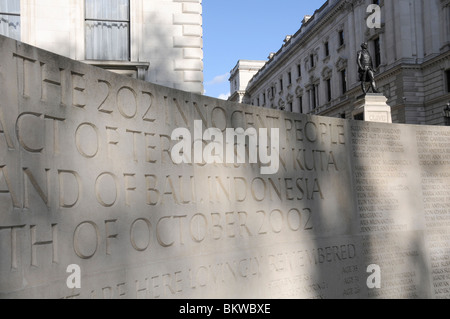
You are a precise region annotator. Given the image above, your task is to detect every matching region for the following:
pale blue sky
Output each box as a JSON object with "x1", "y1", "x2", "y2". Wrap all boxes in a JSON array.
[{"x1": 202, "y1": 0, "x2": 327, "y2": 99}]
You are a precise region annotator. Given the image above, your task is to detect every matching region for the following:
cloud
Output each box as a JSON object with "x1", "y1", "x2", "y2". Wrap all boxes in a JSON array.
[
  {"x1": 206, "y1": 72, "x2": 230, "y2": 86},
  {"x1": 217, "y1": 92, "x2": 230, "y2": 100}
]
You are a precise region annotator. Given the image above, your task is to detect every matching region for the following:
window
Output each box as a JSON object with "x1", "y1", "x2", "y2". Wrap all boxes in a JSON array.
[
  {"x1": 338, "y1": 30, "x2": 345, "y2": 47},
  {"x1": 374, "y1": 37, "x2": 381, "y2": 68},
  {"x1": 311, "y1": 84, "x2": 318, "y2": 109},
  {"x1": 446, "y1": 70, "x2": 450, "y2": 93},
  {"x1": 298, "y1": 96, "x2": 303, "y2": 113},
  {"x1": 297, "y1": 64, "x2": 302, "y2": 77},
  {"x1": 341, "y1": 69, "x2": 347, "y2": 94},
  {"x1": 324, "y1": 42, "x2": 329, "y2": 57},
  {"x1": 288, "y1": 102, "x2": 293, "y2": 112},
  {"x1": 315, "y1": 84, "x2": 319, "y2": 108},
  {"x1": 0, "y1": 0, "x2": 20, "y2": 40},
  {"x1": 310, "y1": 54, "x2": 315, "y2": 68},
  {"x1": 263, "y1": 93, "x2": 266, "y2": 105},
  {"x1": 326, "y1": 78, "x2": 332, "y2": 102},
  {"x1": 85, "y1": 0, "x2": 130, "y2": 61},
  {"x1": 279, "y1": 78, "x2": 283, "y2": 91},
  {"x1": 288, "y1": 72, "x2": 292, "y2": 85}
]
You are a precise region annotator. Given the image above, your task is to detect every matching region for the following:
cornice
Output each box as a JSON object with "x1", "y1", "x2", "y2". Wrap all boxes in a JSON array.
[{"x1": 421, "y1": 50, "x2": 450, "y2": 69}]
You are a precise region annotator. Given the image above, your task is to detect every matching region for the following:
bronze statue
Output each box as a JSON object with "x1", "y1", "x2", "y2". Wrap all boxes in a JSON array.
[{"x1": 357, "y1": 42, "x2": 379, "y2": 94}]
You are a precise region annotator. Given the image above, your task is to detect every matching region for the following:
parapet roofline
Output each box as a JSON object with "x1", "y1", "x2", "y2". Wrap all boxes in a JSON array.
[
  {"x1": 246, "y1": 0, "x2": 339, "y2": 88},
  {"x1": 230, "y1": 60, "x2": 268, "y2": 75}
]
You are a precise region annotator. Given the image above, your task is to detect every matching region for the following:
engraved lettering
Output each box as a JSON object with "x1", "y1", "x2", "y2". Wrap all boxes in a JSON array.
[
  {"x1": 251, "y1": 177, "x2": 266, "y2": 202},
  {"x1": 13, "y1": 53, "x2": 36, "y2": 97},
  {"x1": 58, "y1": 170, "x2": 81, "y2": 208},
  {"x1": 16, "y1": 112, "x2": 44, "y2": 153},
  {"x1": 0, "y1": 106, "x2": 15, "y2": 149},
  {"x1": 225, "y1": 211, "x2": 236, "y2": 238},
  {"x1": 40, "y1": 62, "x2": 65, "y2": 106},
  {"x1": 256, "y1": 210, "x2": 268, "y2": 235},
  {"x1": 30, "y1": 224, "x2": 58, "y2": 266},
  {"x1": 123, "y1": 173, "x2": 136, "y2": 206},
  {"x1": 71, "y1": 71, "x2": 86, "y2": 108},
  {"x1": 141, "y1": 91, "x2": 155, "y2": 122},
  {"x1": 145, "y1": 174, "x2": 159, "y2": 206},
  {"x1": 105, "y1": 219, "x2": 118, "y2": 255},
  {"x1": 0, "y1": 165, "x2": 20, "y2": 208},
  {"x1": 269, "y1": 209, "x2": 283, "y2": 233},
  {"x1": 23, "y1": 167, "x2": 50, "y2": 208},
  {"x1": 130, "y1": 218, "x2": 152, "y2": 251},
  {"x1": 238, "y1": 211, "x2": 252, "y2": 237},
  {"x1": 172, "y1": 98, "x2": 189, "y2": 127},
  {"x1": 156, "y1": 216, "x2": 174, "y2": 247},
  {"x1": 44, "y1": 115, "x2": 65, "y2": 155},
  {"x1": 211, "y1": 107, "x2": 227, "y2": 132},
  {"x1": 0, "y1": 224, "x2": 26, "y2": 269},
  {"x1": 189, "y1": 213, "x2": 207, "y2": 243},
  {"x1": 75, "y1": 122, "x2": 99, "y2": 158},
  {"x1": 97, "y1": 80, "x2": 113, "y2": 114},
  {"x1": 211, "y1": 213, "x2": 223, "y2": 240},
  {"x1": 73, "y1": 221, "x2": 100, "y2": 259},
  {"x1": 95, "y1": 172, "x2": 118, "y2": 207},
  {"x1": 126, "y1": 129, "x2": 142, "y2": 162},
  {"x1": 106, "y1": 126, "x2": 119, "y2": 159},
  {"x1": 117, "y1": 86, "x2": 137, "y2": 119},
  {"x1": 144, "y1": 132, "x2": 157, "y2": 164}
]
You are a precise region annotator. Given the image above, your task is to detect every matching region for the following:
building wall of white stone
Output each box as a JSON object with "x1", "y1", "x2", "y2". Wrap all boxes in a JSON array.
[
  {"x1": 230, "y1": 0, "x2": 450, "y2": 125},
  {"x1": 229, "y1": 60, "x2": 267, "y2": 103},
  {"x1": 15, "y1": 0, "x2": 203, "y2": 94}
]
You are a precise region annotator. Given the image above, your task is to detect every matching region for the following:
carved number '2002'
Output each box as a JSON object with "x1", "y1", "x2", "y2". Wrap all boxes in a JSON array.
[
  {"x1": 96, "y1": 80, "x2": 155, "y2": 122},
  {"x1": 256, "y1": 208, "x2": 313, "y2": 235}
]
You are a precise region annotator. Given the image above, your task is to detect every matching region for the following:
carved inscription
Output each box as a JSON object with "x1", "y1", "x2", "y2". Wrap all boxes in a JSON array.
[
  {"x1": 266, "y1": 242, "x2": 358, "y2": 299},
  {"x1": 417, "y1": 129, "x2": 450, "y2": 229},
  {"x1": 0, "y1": 45, "x2": 351, "y2": 298},
  {"x1": 417, "y1": 129, "x2": 450, "y2": 299},
  {"x1": 1, "y1": 36, "x2": 450, "y2": 299},
  {"x1": 426, "y1": 229, "x2": 450, "y2": 298},
  {"x1": 351, "y1": 125, "x2": 412, "y2": 233}
]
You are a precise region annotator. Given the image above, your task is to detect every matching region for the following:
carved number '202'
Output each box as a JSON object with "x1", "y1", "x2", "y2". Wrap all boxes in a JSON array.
[
  {"x1": 96, "y1": 80, "x2": 155, "y2": 122},
  {"x1": 256, "y1": 208, "x2": 313, "y2": 235}
]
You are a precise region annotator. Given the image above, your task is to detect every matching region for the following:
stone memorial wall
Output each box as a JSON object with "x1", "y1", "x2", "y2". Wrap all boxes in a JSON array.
[{"x1": 0, "y1": 35, "x2": 449, "y2": 299}]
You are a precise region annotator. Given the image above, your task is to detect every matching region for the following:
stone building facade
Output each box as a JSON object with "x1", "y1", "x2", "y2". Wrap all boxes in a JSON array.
[
  {"x1": 0, "y1": 0, "x2": 203, "y2": 94},
  {"x1": 229, "y1": 0, "x2": 450, "y2": 126}
]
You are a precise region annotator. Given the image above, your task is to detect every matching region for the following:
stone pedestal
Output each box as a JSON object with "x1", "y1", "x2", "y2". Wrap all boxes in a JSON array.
[{"x1": 352, "y1": 93, "x2": 392, "y2": 123}]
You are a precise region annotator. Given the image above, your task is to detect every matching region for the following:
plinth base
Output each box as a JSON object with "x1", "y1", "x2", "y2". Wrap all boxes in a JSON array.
[{"x1": 352, "y1": 93, "x2": 392, "y2": 123}]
